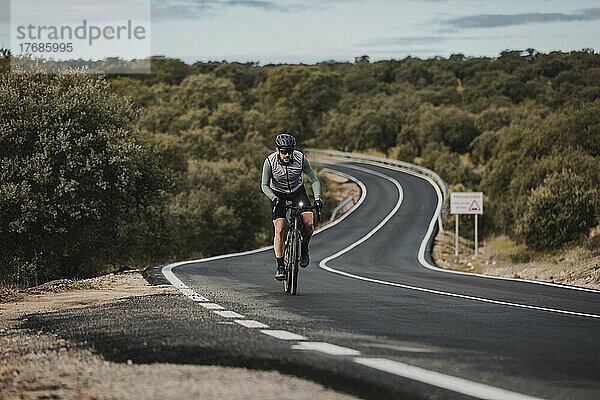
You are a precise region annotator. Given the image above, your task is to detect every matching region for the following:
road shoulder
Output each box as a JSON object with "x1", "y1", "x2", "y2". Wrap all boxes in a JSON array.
[
  {"x1": 433, "y1": 230, "x2": 600, "y2": 290},
  {"x1": 0, "y1": 271, "x2": 359, "y2": 400}
]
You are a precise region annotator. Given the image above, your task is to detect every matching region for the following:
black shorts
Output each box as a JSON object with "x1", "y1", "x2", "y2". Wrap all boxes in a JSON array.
[{"x1": 271, "y1": 186, "x2": 312, "y2": 220}]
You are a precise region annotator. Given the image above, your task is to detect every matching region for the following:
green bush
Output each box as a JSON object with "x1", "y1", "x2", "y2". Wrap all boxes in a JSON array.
[
  {"x1": 389, "y1": 143, "x2": 418, "y2": 162},
  {"x1": 421, "y1": 144, "x2": 478, "y2": 187},
  {"x1": 475, "y1": 106, "x2": 514, "y2": 132},
  {"x1": 0, "y1": 71, "x2": 169, "y2": 286},
  {"x1": 418, "y1": 106, "x2": 479, "y2": 153},
  {"x1": 470, "y1": 130, "x2": 500, "y2": 165},
  {"x1": 516, "y1": 170, "x2": 598, "y2": 250}
]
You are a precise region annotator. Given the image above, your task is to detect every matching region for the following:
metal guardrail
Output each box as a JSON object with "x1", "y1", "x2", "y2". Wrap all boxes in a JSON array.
[
  {"x1": 329, "y1": 196, "x2": 354, "y2": 222},
  {"x1": 306, "y1": 148, "x2": 447, "y2": 231}
]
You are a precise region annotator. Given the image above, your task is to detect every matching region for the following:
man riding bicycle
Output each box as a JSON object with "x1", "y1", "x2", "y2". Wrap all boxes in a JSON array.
[{"x1": 261, "y1": 133, "x2": 323, "y2": 281}]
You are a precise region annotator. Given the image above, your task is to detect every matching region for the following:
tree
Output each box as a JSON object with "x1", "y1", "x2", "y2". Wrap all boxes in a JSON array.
[
  {"x1": 175, "y1": 73, "x2": 241, "y2": 111},
  {"x1": 516, "y1": 170, "x2": 598, "y2": 250},
  {"x1": 0, "y1": 71, "x2": 169, "y2": 286},
  {"x1": 419, "y1": 106, "x2": 479, "y2": 153},
  {"x1": 258, "y1": 67, "x2": 342, "y2": 140},
  {"x1": 0, "y1": 48, "x2": 10, "y2": 74}
]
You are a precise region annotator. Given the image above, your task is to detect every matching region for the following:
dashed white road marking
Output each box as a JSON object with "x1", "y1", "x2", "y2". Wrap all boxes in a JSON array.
[
  {"x1": 260, "y1": 330, "x2": 307, "y2": 341},
  {"x1": 235, "y1": 320, "x2": 270, "y2": 328},
  {"x1": 199, "y1": 303, "x2": 225, "y2": 310},
  {"x1": 180, "y1": 288, "x2": 209, "y2": 302},
  {"x1": 189, "y1": 294, "x2": 210, "y2": 302},
  {"x1": 292, "y1": 342, "x2": 361, "y2": 356},
  {"x1": 354, "y1": 358, "x2": 543, "y2": 400},
  {"x1": 213, "y1": 310, "x2": 245, "y2": 318}
]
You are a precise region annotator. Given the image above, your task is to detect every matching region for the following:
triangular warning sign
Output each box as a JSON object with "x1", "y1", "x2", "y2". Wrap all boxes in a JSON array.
[{"x1": 469, "y1": 200, "x2": 481, "y2": 212}]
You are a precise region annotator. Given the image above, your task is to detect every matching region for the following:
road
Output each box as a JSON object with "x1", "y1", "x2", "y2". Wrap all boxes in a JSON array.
[{"x1": 28, "y1": 160, "x2": 600, "y2": 399}]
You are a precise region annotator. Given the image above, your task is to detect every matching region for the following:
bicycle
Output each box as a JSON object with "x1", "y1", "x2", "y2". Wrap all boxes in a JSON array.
[{"x1": 281, "y1": 201, "x2": 320, "y2": 295}]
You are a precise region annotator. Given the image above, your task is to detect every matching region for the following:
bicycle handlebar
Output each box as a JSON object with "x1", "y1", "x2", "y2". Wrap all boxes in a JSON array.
[
  {"x1": 283, "y1": 204, "x2": 314, "y2": 210},
  {"x1": 282, "y1": 203, "x2": 321, "y2": 224}
]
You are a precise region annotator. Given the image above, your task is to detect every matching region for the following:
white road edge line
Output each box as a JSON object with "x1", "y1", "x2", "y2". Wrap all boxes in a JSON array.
[
  {"x1": 155, "y1": 161, "x2": 574, "y2": 400},
  {"x1": 319, "y1": 164, "x2": 600, "y2": 319},
  {"x1": 155, "y1": 169, "x2": 366, "y2": 373},
  {"x1": 159, "y1": 168, "x2": 367, "y2": 332},
  {"x1": 161, "y1": 167, "x2": 367, "y2": 280},
  {"x1": 344, "y1": 157, "x2": 600, "y2": 294},
  {"x1": 320, "y1": 164, "x2": 403, "y2": 269},
  {"x1": 354, "y1": 357, "x2": 543, "y2": 400}
]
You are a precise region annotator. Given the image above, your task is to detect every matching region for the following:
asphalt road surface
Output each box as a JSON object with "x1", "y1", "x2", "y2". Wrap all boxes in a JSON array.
[{"x1": 28, "y1": 160, "x2": 600, "y2": 400}]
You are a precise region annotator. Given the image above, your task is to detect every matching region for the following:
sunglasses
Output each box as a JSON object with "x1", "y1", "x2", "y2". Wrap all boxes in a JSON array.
[{"x1": 279, "y1": 149, "x2": 293, "y2": 155}]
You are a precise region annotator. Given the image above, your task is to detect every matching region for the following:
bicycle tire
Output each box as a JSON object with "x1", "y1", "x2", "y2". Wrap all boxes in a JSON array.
[
  {"x1": 283, "y1": 229, "x2": 292, "y2": 293},
  {"x1": 290, "y1": 229, "x2": 300, "y2": 295}
]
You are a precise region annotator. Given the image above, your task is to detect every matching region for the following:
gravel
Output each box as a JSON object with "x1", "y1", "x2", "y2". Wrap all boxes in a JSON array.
[{"x1": 0, "y1": 271, "x2": 360, "y2": 400}]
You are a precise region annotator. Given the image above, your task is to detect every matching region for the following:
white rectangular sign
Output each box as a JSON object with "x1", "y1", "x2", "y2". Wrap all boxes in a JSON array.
[{"x1": 450, "y1": 192, "x2": 483, "y2": 215}]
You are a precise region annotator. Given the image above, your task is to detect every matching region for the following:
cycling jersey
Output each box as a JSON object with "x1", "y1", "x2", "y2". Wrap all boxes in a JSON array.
[{"x1": 261, "y1": 150, "x2": 321, "y2": 201}]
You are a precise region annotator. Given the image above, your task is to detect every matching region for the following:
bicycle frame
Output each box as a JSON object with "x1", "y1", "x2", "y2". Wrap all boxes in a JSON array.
[{"x1": 281, "y1": 201, "x2": 315, "y2": 295}]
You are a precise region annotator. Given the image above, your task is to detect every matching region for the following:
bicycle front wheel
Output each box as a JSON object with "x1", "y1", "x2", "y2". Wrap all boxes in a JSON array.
[
  {"x1": 283, "y1": 229, "x2": 293, "y2": 293},
  {"x1": 289, "y1": 229, "x2": 301, "y2": 295}
]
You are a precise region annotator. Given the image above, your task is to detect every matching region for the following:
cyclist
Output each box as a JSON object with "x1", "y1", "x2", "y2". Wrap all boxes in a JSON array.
[{"x1": 261, "y1": 133, "x2": 323, "y2": 281}]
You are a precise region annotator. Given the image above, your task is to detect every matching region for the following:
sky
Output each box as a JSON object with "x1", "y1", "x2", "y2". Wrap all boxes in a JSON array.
[{"x1": 1, "y1": 0, "x2": 599, "y2": 64}]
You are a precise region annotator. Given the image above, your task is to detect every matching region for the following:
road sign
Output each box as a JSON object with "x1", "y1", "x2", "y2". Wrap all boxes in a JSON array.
[
  {"x1": 451, "y1": 192, "x2": 484, "y2": 257},
  {"x1": 450, "y1": 192, "x2": 483, "y2": 215}
]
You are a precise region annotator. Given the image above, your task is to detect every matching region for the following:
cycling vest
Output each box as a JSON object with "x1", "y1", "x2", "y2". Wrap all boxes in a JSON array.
[{"x1": 267, "y1": 151, "x2": 304, "y2": 194}]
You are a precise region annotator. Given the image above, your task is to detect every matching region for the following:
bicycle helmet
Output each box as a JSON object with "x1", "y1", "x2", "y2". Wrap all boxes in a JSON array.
[{"x1": 275, "y1": 133, "x2": 296, "y2": 149}]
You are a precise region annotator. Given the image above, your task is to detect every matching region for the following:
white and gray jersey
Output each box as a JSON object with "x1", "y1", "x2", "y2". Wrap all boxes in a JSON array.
[
  {"x1": 267, "y1": 150, "x2": 304, "y2": 193},
  {"x1": 261, "y1": 150, "x2": 321, "y2": 201}
]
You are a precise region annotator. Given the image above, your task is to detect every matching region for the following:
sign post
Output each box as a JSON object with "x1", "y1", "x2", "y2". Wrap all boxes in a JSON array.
[
  {"x1": 455, "y1": 214, "x2": 459, "y2": 257},
  {"x1": 450, "y1": 192, "x2": 483, "y2": 257}
]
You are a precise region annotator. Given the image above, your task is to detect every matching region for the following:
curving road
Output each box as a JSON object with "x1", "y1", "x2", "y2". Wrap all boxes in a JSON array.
[
  {"x1": 29, "y1": 159, "x2": 600, "y2": 400},
  {"x1": 160, "y1": 160, "x2": 600, "y2": 400}
]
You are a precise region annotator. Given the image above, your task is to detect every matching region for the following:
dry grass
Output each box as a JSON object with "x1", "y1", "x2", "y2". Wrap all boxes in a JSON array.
[
  {"x1": 433, "y1": 230, "x2": 600, "y2": 290},
  {"x1": 0, "y1": 273, "x2": 133, "y2": 304},
  {"x1": 321, "y1": 171, "x2": 361, "y2": 206}
]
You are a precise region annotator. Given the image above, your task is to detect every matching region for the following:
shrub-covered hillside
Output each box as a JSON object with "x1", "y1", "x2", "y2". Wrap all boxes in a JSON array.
[
  {"x1": 2, "y1": 49, "x2": 599, "y2": 286},
  {"x1": 110, "y1": 50, "x2": 599, "y2": 251}
]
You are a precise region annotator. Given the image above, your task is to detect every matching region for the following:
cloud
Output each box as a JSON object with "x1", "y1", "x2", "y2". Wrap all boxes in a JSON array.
[
  {"x1": 360, "y1": 36, "x2": 454, "y2": 47},
  {"x1": 191, "y1": 0, "x2": 308, "y2": 12},
  {"x1": 222, "y1": 1, "x2": 307, "y2": 11},
  {"x1": 441, "y1": 8, "x2": 600, "y2": 30},
  {"x1": 359, "y1": 35, "x2": 504, "y2": 48},
  {"x1": 152, "y1": 0, "x2": 315, "y2": 19}
]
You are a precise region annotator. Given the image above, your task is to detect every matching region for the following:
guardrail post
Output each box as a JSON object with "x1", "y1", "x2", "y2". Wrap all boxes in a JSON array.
[{"x1": 330, "y1": 196, "x2": 355, "y2": 222}]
